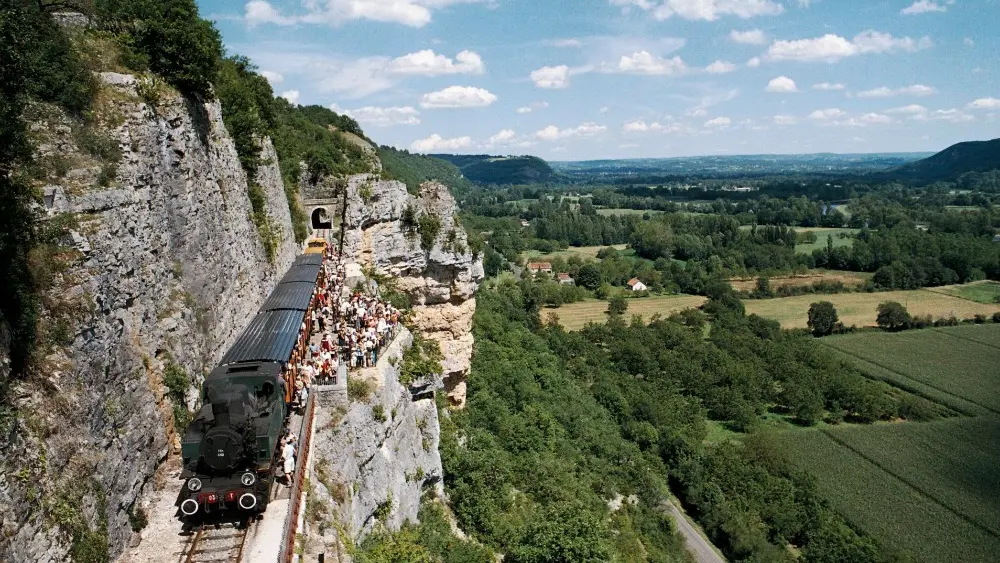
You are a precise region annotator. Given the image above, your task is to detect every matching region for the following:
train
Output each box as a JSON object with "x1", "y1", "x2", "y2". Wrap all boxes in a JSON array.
[{"x1": 176, "y1": 251, "x2": 325, "y2": 520}]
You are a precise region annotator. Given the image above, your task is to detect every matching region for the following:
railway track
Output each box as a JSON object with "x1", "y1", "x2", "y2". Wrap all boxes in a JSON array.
[{"x1": 180, "y1": 521, "x2": 251, "y2": 563}]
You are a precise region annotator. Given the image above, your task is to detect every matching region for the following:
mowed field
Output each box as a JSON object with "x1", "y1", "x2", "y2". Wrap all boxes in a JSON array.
[
  {"x1": 595, "y1": 208, "x2": 664, "y2": 216},
  {"x1": 522, "y1": 244, "x2": 627, "y2": 262},
  {"x1": 729, "y1": 270, "x2": 870, "y2": 292},
  {"x1": 776, "y1": 325, "x2": 1000, "y2": 563},
  {"x1": 549, "y1": 295, "x2": 707, "y2": 330},
  {"x1": 928, "y1": 280, "x2": 1000, "y2": 304},
  {"x1": 744, "y1": 289, "x2": 1000, "y2": 329}
]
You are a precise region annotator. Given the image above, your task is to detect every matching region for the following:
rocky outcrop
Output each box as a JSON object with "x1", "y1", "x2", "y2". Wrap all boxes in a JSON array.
[
  {"x1": 334, "y1": 175, "x2": 482, "y2": 406},
  {"x1": 305, "y1": 328, "x2": 443, "y2": 556},
  {"x1": 0, "y1": 74, "x2": 296, "y2": 562}
]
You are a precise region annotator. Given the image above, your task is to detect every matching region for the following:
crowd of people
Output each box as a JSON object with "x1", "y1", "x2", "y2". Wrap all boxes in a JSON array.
[{"x1": 277, "y1": 241, "x2": 404, "y2": 485}]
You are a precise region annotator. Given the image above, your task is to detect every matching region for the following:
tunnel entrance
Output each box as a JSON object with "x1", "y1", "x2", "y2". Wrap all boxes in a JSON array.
[{"x1": 311, "y1": 207, "x2": 332, "y2": 229}]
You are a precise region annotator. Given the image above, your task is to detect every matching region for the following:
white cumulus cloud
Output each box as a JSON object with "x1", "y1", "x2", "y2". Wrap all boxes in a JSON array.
[
  {"x1": 855, "y1": 84, "x2": 936, "y2": 97},
  {"x1": 730, "y1": 29, "x2": 767, "y2": 45},
  {"x1": 245, "y1": 0, "x2": 492, "y2": 28},
  {"x1": 704, "y1": 116, "x2": 731, "y2": 128},
  {"x1": 550, "y1": 38, "x2": 583, "y2": 48},
  {"x1": 886, "y1": 104, "x2": 929, "y2": 115},
  {"x1": 530, "y1": 65, "x2": 572, "y2": 88},
  {"x1": 535, "y1": 122, "x2": 607, "y2": 141},
  {"x1": 260, "y1": 70, "x2": 284, "y2": 85},
  {"x1": 746, "y1": 56, "x2": 761, "y2": 67},
  {"x1": 245, "y1": 0, "x2": 297, "y2": 26},
  {"x1": 516, "y1": 101, "x2": 549, "y2": 114},
  {"x1": 809, "y1": 108, "x2": 847, "y2": 120},
  {"x1": 773, "y1": 115, "x2": 797, "y2": 125},
  {"x1": 617, "y1": 51, "x2": 687, "y2": 75},
  {"x1": 331, "y1": 104, "x2": 420, "y2": 126},
  {"x1": 968, "y1": 98, "x2": 1000, "y2": 109},
  {"x1": 812, "y1": 82, "x2": 845, "y2": 90},
  {"x1": 280, "y1": 90, "x2": 300, "y2": 105},
  {"x1": 387, "y1": 49, "x2": 484, "y2": 75},
  {"x1": 410, "y1": 134, "x2": 473, "y2": 152},
  {"x1": 766, "y1": 30, "x2": 932, "y2": 63},
  {"x1": 706, "y1": 60, "x2": 737, "y2": 74},
  {"x1": 901, "y1": 1, "x2": 949, "y2": 15},
  {"x1": 610, "y1": 0, "x2": 784, "y2": 21},
  {"x1": 914, "y1": 109, "x2": 975, "y2": 123},
  {"x1": 420, "y1": 86, "x2": 498, "y2": 108},
  {"x1": 766, "y1": 76, "x2": 798, "y2": 92}
]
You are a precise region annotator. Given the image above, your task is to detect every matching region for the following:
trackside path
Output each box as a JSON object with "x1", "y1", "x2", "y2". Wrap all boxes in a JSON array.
[{"x1": 661, "y1": 499, "x2": 726, "y2": 563}]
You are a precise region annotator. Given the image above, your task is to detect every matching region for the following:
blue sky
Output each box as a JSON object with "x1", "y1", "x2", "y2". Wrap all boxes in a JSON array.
[{"x1": 199, "y1": 0, "x2": 1000, "y2": 160}]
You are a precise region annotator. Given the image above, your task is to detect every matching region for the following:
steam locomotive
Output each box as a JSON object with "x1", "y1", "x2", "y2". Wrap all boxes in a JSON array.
[{"x1": 176, "y1": 251, "x2": 324, "y2": 519}]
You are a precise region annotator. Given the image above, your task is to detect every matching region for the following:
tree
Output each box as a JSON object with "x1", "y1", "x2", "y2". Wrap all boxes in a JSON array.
[
  {"x1": 755, "y1": 276, "x2": 772, "y2": 298},
  {"x1": 876, "y1": 301, "x2": 911, "y2": 331},
  {"x1": 575, "y1": 263, "x2": 602, "y2": 290},
  {"x1": 807, "y1": 301, "x2": 839, "y2": 337},
  {"x1": 607, "y1": 295, "x2": 628, "y2": 316}
]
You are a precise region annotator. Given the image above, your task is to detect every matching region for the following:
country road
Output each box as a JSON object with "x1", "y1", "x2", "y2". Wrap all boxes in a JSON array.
[{"x1": 662, "y1": 499, "x2": 726, "y2": 563}]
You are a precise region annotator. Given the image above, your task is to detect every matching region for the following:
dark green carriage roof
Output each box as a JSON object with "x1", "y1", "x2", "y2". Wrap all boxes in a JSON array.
[
  {"x1": 220, "y1": 309, "x2": 306, "y2": 365},
  {"x1": 279, "y1": 263, "x2": 321, "y2": 284},
  {"x1": 294, "y1": 254, "x2": 324, "y2": 266},
  {"x1": 259, "y1": 281, "x2": 315, "y2": 312}
]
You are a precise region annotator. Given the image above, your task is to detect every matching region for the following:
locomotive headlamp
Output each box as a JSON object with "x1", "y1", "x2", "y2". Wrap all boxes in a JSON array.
[
  {"x1": 240, "y1": 472, "x2": 257, "y2": 487},
  {"x1": 187, "y1": 478, "x2": 203, "y2": 492}
]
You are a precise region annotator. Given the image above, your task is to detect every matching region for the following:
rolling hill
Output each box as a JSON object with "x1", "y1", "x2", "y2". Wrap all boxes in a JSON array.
[
  {"x1": 890, "y1": 138, "x2": 1000, "y2": 182},
  {"x1": 430, "y1": 154, "x2": 559, "y2": 185},
  {"x1": 377, "y1": 146, "x2": 472, "y2": 194}
]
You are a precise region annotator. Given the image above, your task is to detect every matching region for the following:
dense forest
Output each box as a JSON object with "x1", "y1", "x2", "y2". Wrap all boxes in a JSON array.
[
  {"x1": 377, "y1": 146, "x2": 472, "y2": 194},
  {"x1": 442, "y1": 280, "x2": 928, "y2": 562},
  {"x1": 431, "y1": 154, "x2": 559, "y2": 185}
]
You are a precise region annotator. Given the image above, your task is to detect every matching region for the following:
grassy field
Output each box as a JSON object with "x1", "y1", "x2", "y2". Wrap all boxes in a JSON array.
[
  {"x1": 794, "y1": 227, "x2": 860, "y2": 254},
  {"x1": 822, "y1": 326, "x2": 1000, "y2": 415},
  {"x1": 522, "y1": 244, "x2": 627, "y2": 263},
  {"x1": 548, "y1": 294, "x2": 707, "y2": 330},
  {"x1": 928, "y1": 280, "x2": 1000, "y2": 304},
  {"x1": 744, "y1": 289, "x2": 1000, "y2": 329},
  {"x1": 774, "y1": 419, "x2": 1000, "y2": 563},
  {"x1": 736, "y1": 226, "x2": 860, "y2": 254},
  {"x1": 729, "y1": 270, "x2": 870, "y2": 292}
]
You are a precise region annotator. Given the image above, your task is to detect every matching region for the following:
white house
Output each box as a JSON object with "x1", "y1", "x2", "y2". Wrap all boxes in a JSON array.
[{"x1": 626, "y1": 278, "x2": 647, "y2": 292}]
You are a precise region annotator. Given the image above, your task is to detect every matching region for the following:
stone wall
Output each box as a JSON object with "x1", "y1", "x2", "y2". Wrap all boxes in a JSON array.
[{"x1": 0, "y1": 73, "x2": 297, "y2": 562}]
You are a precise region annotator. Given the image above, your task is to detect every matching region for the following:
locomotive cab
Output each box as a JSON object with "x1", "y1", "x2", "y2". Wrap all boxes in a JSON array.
[{"x1": 178, "y1": 362, "x2": 288, "y2": 518}]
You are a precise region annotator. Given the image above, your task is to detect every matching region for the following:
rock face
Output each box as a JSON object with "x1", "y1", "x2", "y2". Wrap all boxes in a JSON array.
[
  {"x1": 0, "y1": 74, "x2": 296, "y2": 562},
  {"x1": 305, "y1": 328, "x2": 444, "y2": 556},
  {"x1": 337, "y1": 176, "x2": 483, "y2": 406}
]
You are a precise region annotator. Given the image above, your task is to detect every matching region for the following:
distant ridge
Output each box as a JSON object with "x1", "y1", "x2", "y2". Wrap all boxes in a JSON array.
[
  {"x1": 890, "y1": 138, "x2": 1000, "y2": 182},
  {"x1": 430, "y1": 154, "x2": 558, "y2": 185}
]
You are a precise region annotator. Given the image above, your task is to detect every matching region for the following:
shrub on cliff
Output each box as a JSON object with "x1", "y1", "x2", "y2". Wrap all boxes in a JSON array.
[{"x1": 93, "y1": 0, "x2": 223, "y2": 99}]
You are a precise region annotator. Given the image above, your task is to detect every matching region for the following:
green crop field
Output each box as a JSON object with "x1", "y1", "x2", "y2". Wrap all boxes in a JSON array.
[
  {"x1": 777, "y1": 325, "x2": 1000, "y2": 562},
  {"x1": 822, "y1": 326, "x2": 1000, "y2": 414},
  {"x1": 775, "y1": 419, "x2": 1000, "y2": 563},
  {"x1": 929, "y1": 281, "x2": 1000, "y2": 304}
]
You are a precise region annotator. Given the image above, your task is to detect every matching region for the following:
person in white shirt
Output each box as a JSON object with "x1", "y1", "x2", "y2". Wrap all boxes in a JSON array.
[{"x1": 281, "y1": 440, "x2": 296, "y2": 484}]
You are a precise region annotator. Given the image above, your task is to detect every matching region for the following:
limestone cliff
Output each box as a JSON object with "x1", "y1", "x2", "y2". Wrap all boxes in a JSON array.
[
  {"x1": 338, "y1": 175, "x2": 483, "y2": 406},
  {"x1": 0, "y1": 73, "x2": 297, "y2": 562},
  {"x1": 304, "y1": 329, "x2": 444, "y2": 557}
]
